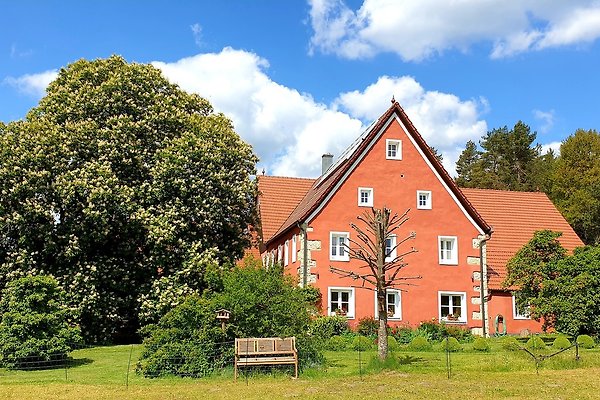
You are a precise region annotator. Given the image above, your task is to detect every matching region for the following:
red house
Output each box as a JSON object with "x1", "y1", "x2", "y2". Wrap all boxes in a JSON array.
[{"x1": 254, "y1": 101, "x2": 582, "y2": 336}]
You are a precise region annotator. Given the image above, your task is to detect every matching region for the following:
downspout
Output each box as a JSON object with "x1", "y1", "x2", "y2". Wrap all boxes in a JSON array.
[
  {"x1": 299, "y1": 222, "x2": 309, "y2": 288},
  {"x1": 479, "y1": 233, "x2": 491, "y2": 337}
]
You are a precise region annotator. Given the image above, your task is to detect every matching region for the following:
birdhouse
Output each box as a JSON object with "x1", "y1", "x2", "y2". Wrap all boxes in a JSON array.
[{"x1": 216, "y1": 309, "x2": 231, "y2": 331}]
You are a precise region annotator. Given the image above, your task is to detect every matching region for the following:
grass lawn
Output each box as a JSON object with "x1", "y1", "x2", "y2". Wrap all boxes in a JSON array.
[{"x1": 2, "y1": 344, "x2": 600, "y2": 399}]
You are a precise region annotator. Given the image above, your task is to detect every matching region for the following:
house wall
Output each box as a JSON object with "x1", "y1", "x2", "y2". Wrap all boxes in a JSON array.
[
  {"x1": 299, "y1": 116, "x2": 486, "y2": 332},
  {"x1": 487, "y1": 290, "x2": 543, "y2": 335}
]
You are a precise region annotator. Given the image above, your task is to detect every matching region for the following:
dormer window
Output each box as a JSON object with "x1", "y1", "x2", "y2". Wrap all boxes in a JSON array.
[
  {"x1": 386, "y1": 139, "x2": 402, "y2": 160},
  {"x1": 358, "y1": 187, "x2": 373, "y2": 207}
]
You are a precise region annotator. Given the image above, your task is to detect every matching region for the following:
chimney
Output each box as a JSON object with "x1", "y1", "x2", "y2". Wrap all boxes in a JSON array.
[{"x1": 321, "y1": 153, "x2": 333, "y2": 175}]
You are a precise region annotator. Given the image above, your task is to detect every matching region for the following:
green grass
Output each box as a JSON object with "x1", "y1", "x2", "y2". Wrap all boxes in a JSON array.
[{"x1": 1, "y1": 344, "x2": 600, "y2": 399}]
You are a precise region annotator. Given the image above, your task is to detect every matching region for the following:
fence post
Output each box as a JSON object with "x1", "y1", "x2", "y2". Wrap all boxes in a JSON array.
[{"x1": 126, "y1": 344, "x2": 133, "y2": 388}]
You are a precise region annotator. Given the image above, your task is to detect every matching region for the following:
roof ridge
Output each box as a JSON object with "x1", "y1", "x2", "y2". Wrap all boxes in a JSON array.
[
  {"x1": 259, "y1": 175, "x2": 317, "y2": 181},
  {"x1": 460, "y1": 187, "x2": 547, "y2": 195}
]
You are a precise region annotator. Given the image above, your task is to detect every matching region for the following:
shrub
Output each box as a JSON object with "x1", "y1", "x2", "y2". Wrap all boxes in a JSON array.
[
  {"x1": 390, "y1": 325, "x2": 416, "y2": 344},
  {"x1": 408, "y1": 336, "x2": 432, "y2": 351},
  {"x1": 472, "y1": 337, "x2": 490, "y2": 352},
  {"x1": 440, "y1": 337, "x2": 461, "y2": 352},
  {"x1": 386, "y1": 336, "x2": 400, "y2": 351},
  {"x1": 526, "y1": 336, "x2": 547, "y2": 351},
  {"x1": 501, "y1": 336, "x2": 521, "y2": 351},
  {"x1": 417, "y1": 321, "x2": 444, "y2": 341},
  {"x1": 351, "y1": 336, "x2": 373, "y2": 351},
  {"x1": 326, "y1": 335, "x2": 349, "y2": 351},
  {"x1": 576, "y1": 335, "x2": 596, "y2": 349},
  {"x1": 309, "y1": 316, "x2": 349, "y2": 340},
  {"x1": 357, "y1": 317, "x2": 379, "y2": 337},
  {"x1": 552, "y1": 335, "x2": 571, "y2": 350},
  {"x1": 0, "y1": 275, "x2": 82, "y2": 369}
]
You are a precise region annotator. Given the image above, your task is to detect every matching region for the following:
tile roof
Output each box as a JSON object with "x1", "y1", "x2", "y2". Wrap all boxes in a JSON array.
[
  {"x1": 257, "y1": 175, "x2": 315, "y2": 242},
  {"x1": 461, "y1": 188, "x2": 584, "y2": 290},
  {"x1": 266, "y1": 101, "x2": 491, "y2": 245}
]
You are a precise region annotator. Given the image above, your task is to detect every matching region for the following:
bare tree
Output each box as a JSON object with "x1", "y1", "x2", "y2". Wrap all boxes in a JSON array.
[{"x1": 330, "y1": 207, "x2": 419, "y2": 360}]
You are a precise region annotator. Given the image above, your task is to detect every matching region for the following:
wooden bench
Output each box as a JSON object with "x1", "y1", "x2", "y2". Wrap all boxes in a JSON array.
[{"x1": 234, "y1": 337, "x2": 298, "y2": 380}]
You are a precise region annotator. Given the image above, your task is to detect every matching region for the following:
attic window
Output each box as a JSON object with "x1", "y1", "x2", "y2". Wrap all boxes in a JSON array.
[
  {"x1": 386, "y1": 139, "x2": 402, "y2": 160},
  {"x1": 358, "y1": 187, "x2": 373, "y2": 207},
  {"x1": 417, "y1": 190, "x2": 432, "y2": 209}
]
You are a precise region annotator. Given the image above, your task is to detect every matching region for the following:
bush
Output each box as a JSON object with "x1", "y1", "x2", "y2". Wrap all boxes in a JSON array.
[
  {"x1": 576, "y1": 335, "x2": 596, "y2": 349},
  {"x1": 526, "y1": 336, "x2": 547, "y2": 351},
  {"x1": 309, "y1": 316, "x2": 349, "y2": 340},
  {"x1": 408, "y1": 336, "x2": 432, "y2": 351},
  {"x1": 0, "y1": 275, "x2": 82, "y2": 369},
  {"x1": 386, "y1": 336, "x2": 400, "y2": 351},
  {"x1": 351, "y1": 336, "x2": 373, "y2": 351},
  {"x1": 501, "y1": 336, "x2": 521, "y2": 351},
  {"x1": 552, "y1": 335, "x2": 571, "y2": 350},
  {"x1": 440, "y1": 337, "x2": 461, "y2": 352},
  {"x1": 325, "y1": 335, "x2": 349, "y2": 351},
  {"x1": 357, "y1": 317, "x2": 379, "y2": 337},
  {"x1": 390, "y1": 325, "x2": 417, "y2": 344},
  {"x1": 472, "y1": 337, "x2": 490, "y2": 352},
  {"x1": 416, "y1": 320, "x2": 473, "y2": 343}
]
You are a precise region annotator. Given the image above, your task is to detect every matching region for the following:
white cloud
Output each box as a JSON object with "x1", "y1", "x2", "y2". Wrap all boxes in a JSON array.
[
  {"x1": 533, "y1": 109, "x2": 555, "y2": 134},
  {"x1": 190, "y1": 23, "x2": 203, "y2": 47},
  {"x1": 155, "y1": 50, "x2": 487, "y2": 177},
  {"x1": 308, "y1": 0, "x2": 600, "y2": 61},
  {"x1": 541, "y1": 141, "x2": 561, "y2": 155},
  {"x1": 2, "y1": 70, "x2": 57, "y2": 97}
]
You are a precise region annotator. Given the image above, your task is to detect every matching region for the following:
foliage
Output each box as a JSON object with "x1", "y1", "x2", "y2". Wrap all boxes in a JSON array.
[
  {"x1": 552, "y1": 335, "x2": 571, "y2": 350},
  {"x1": 551, "y1": 129, "x2": 600, "y2": 245},
  {"x1": 389, "y1": 325, "x2": 418, "y2": 344},
  {"x1": 501, "y1": 336, "x2": 521, "y2": 351},
  {"x1": 300, "y1": 285, "x2": 322, "y2": 306},
  {"x1": 526, "y1": 336, "x2": 547, "y2": 351},
  {"x1": 357, "y1": 316, "x2": 379, "y2": 337},
  {"x1": 138, "y1": 265, "x2": 322, "y2": 376},
  {"x1": 0, "y1": 275, "x2": 82, "y2": 369},
  {"x1": 441, "y1": 337, "x2": 461, "y2": 352},
  {"x1": 576, "y1": 335, "x2": 595, "y2": 349},
  {"x1": 331, "y1": 206, "x2": 418, "y2": 361},
  {"x1": 408, "y1": 336, "x2": 432, "y2": 351},
  {"x1": 325, "y1": 335, "x2": 349, "y2": 351},
  {"x1": 351, "y1": 336, "x2": 373, "y2": 351},
  {"x1": 0, "y1": 56, "x2": 258, "y2": 343},
  {"x1": 472, "y1": 337, "x2": 491, "y2": 352},
  {"x1": 416, "y1": 320, "x2": 473, "y2": 343},
  {"x1": 386, "y1": 336, "x2": 400, "y2": 351},
  {"x1": 309, "y1": 316, "x2": 349, "y2": 340},
  {"x1": 455, "y1": 122, "x2": 543, "y2": 191}
]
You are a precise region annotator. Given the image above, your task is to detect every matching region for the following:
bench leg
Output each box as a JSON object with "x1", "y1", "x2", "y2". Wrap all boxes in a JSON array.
[{"x1": 234, "y1": 358, "x2": 238, "y2": 381}]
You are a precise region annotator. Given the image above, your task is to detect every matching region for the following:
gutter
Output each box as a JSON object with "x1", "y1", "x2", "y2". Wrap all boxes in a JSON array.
[
  {"x1": 478, "y1": 233, "x2": 491, "y2": 337},
  {"x1": 298, "y1": 222, "x2": 309, "y2": 288}
]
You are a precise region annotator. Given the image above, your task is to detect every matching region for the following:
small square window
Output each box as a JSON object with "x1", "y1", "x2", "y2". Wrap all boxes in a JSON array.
[
  {"x1": 439, "y1": 291, "x2": 466, "y2": 323},
  {"x1": 438, "y1": 236, "x2": 458, "y2": 265},
  {"x1": 330, "y1": 232, "x2": 350, "y2": 261},
  {"x1": 513, "y1": 296, "x2": 531, "y2": 320},
  {"x1": 386, "y1": 139, "x2": 402, "y2": 160},
  {"x1": 416, "y1": 190, "x2": 432, "y2": 210},
  {"x1": 358, "y1": 187, "x2": 373, "y2": 207},
  {"x1": 329, "y1": 287, "x2": 355, "y2": 318}
]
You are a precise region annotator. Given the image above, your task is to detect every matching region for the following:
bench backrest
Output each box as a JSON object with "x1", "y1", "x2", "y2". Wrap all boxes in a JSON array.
[{"x1": 235, "y1": 337, "x2": 296, "y2": 355}]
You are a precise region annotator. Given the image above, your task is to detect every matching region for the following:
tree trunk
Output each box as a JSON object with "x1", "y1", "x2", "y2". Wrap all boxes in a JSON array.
[{"x1": 377, "y1": 289, "x2": 388, "y2": 360}]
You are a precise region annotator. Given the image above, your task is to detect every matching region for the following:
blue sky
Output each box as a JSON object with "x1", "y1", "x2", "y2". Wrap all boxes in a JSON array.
[{"x1": 2, "y1": 0, "x2": 600, "y2": 177}]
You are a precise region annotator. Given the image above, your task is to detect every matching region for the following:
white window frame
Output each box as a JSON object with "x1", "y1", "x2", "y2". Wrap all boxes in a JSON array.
[
  {"x1": 386, "y1": 139, "x2": 402, "y2": 160},
  {"x1": 512, "y1": 295, "x2": 531, "y2": 320},
  {"x1": 416, "y1": 190, "x2": 432, "y2": 210},
  {"x1": 291, "y1": 234, "x2": 297, "y2": 263},
  {"x1": 438, "y1": 291, "x2": 467, "y2": 323},
  {"x1": 330, "y1": 231, "x2": 350, "y2": 261},
  {"x1": 385, "y1": 234, "x2": 397, "y2": 262},
  {"x1": 277, "y1": 245, "x2": 283, "y2": 264},
  {"x1": 328, "y1": 287, "x2": 355, "y2": 319},
  {"x1": 357, "y1": 187, "x2": 374, "y2": 207},
  {"x1": 438, "y1": 236, "x2": 458, "y2": 265},
  {"x1": 284, "y1": 240, "x2": 289, "y2": 266},
  {"x1": 374, "y1": 289, "x2": 402, "y2": 320}
]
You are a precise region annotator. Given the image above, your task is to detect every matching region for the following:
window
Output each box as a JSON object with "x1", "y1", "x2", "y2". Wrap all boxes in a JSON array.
[
  {"x1": 284, "y1": 240, "x2": 289, "y2": 266},
  {"x1": 416, "y1": 190, "x2": 432, "y2": 209},
  {"x1": 386, "y1": 139, "x2": 402, "y2": 160},
  {"x1": 439, "y1": 291, "x2": 466, "y2": 323},
  {"x1": 375, "y1": 289, "x2": 402, "y2": 320},
  {"x1": 385, "y1": 235, "x2": 396, "y2": 262},
  {"x1": 358, "y1": 187, "x2": 373, "y2": 207},
  {"x1": 329, "y1": 287, "x2": 355, "y2": 318},
  {"x1": 292, "y1": 234, "x2": 297, "y2": 263},
  {"x1": 277, "y1": 245, "x2": 283, "y2": 264},
  {"x1": 438, "y1": 236, "x2": 458, "y2": 265},
  {"x1": 330, "y1": 232, "x2": 350, "y2": 261},
  {"x1": 513, "y1": 296, "x2": 531, "y2": 320}
]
